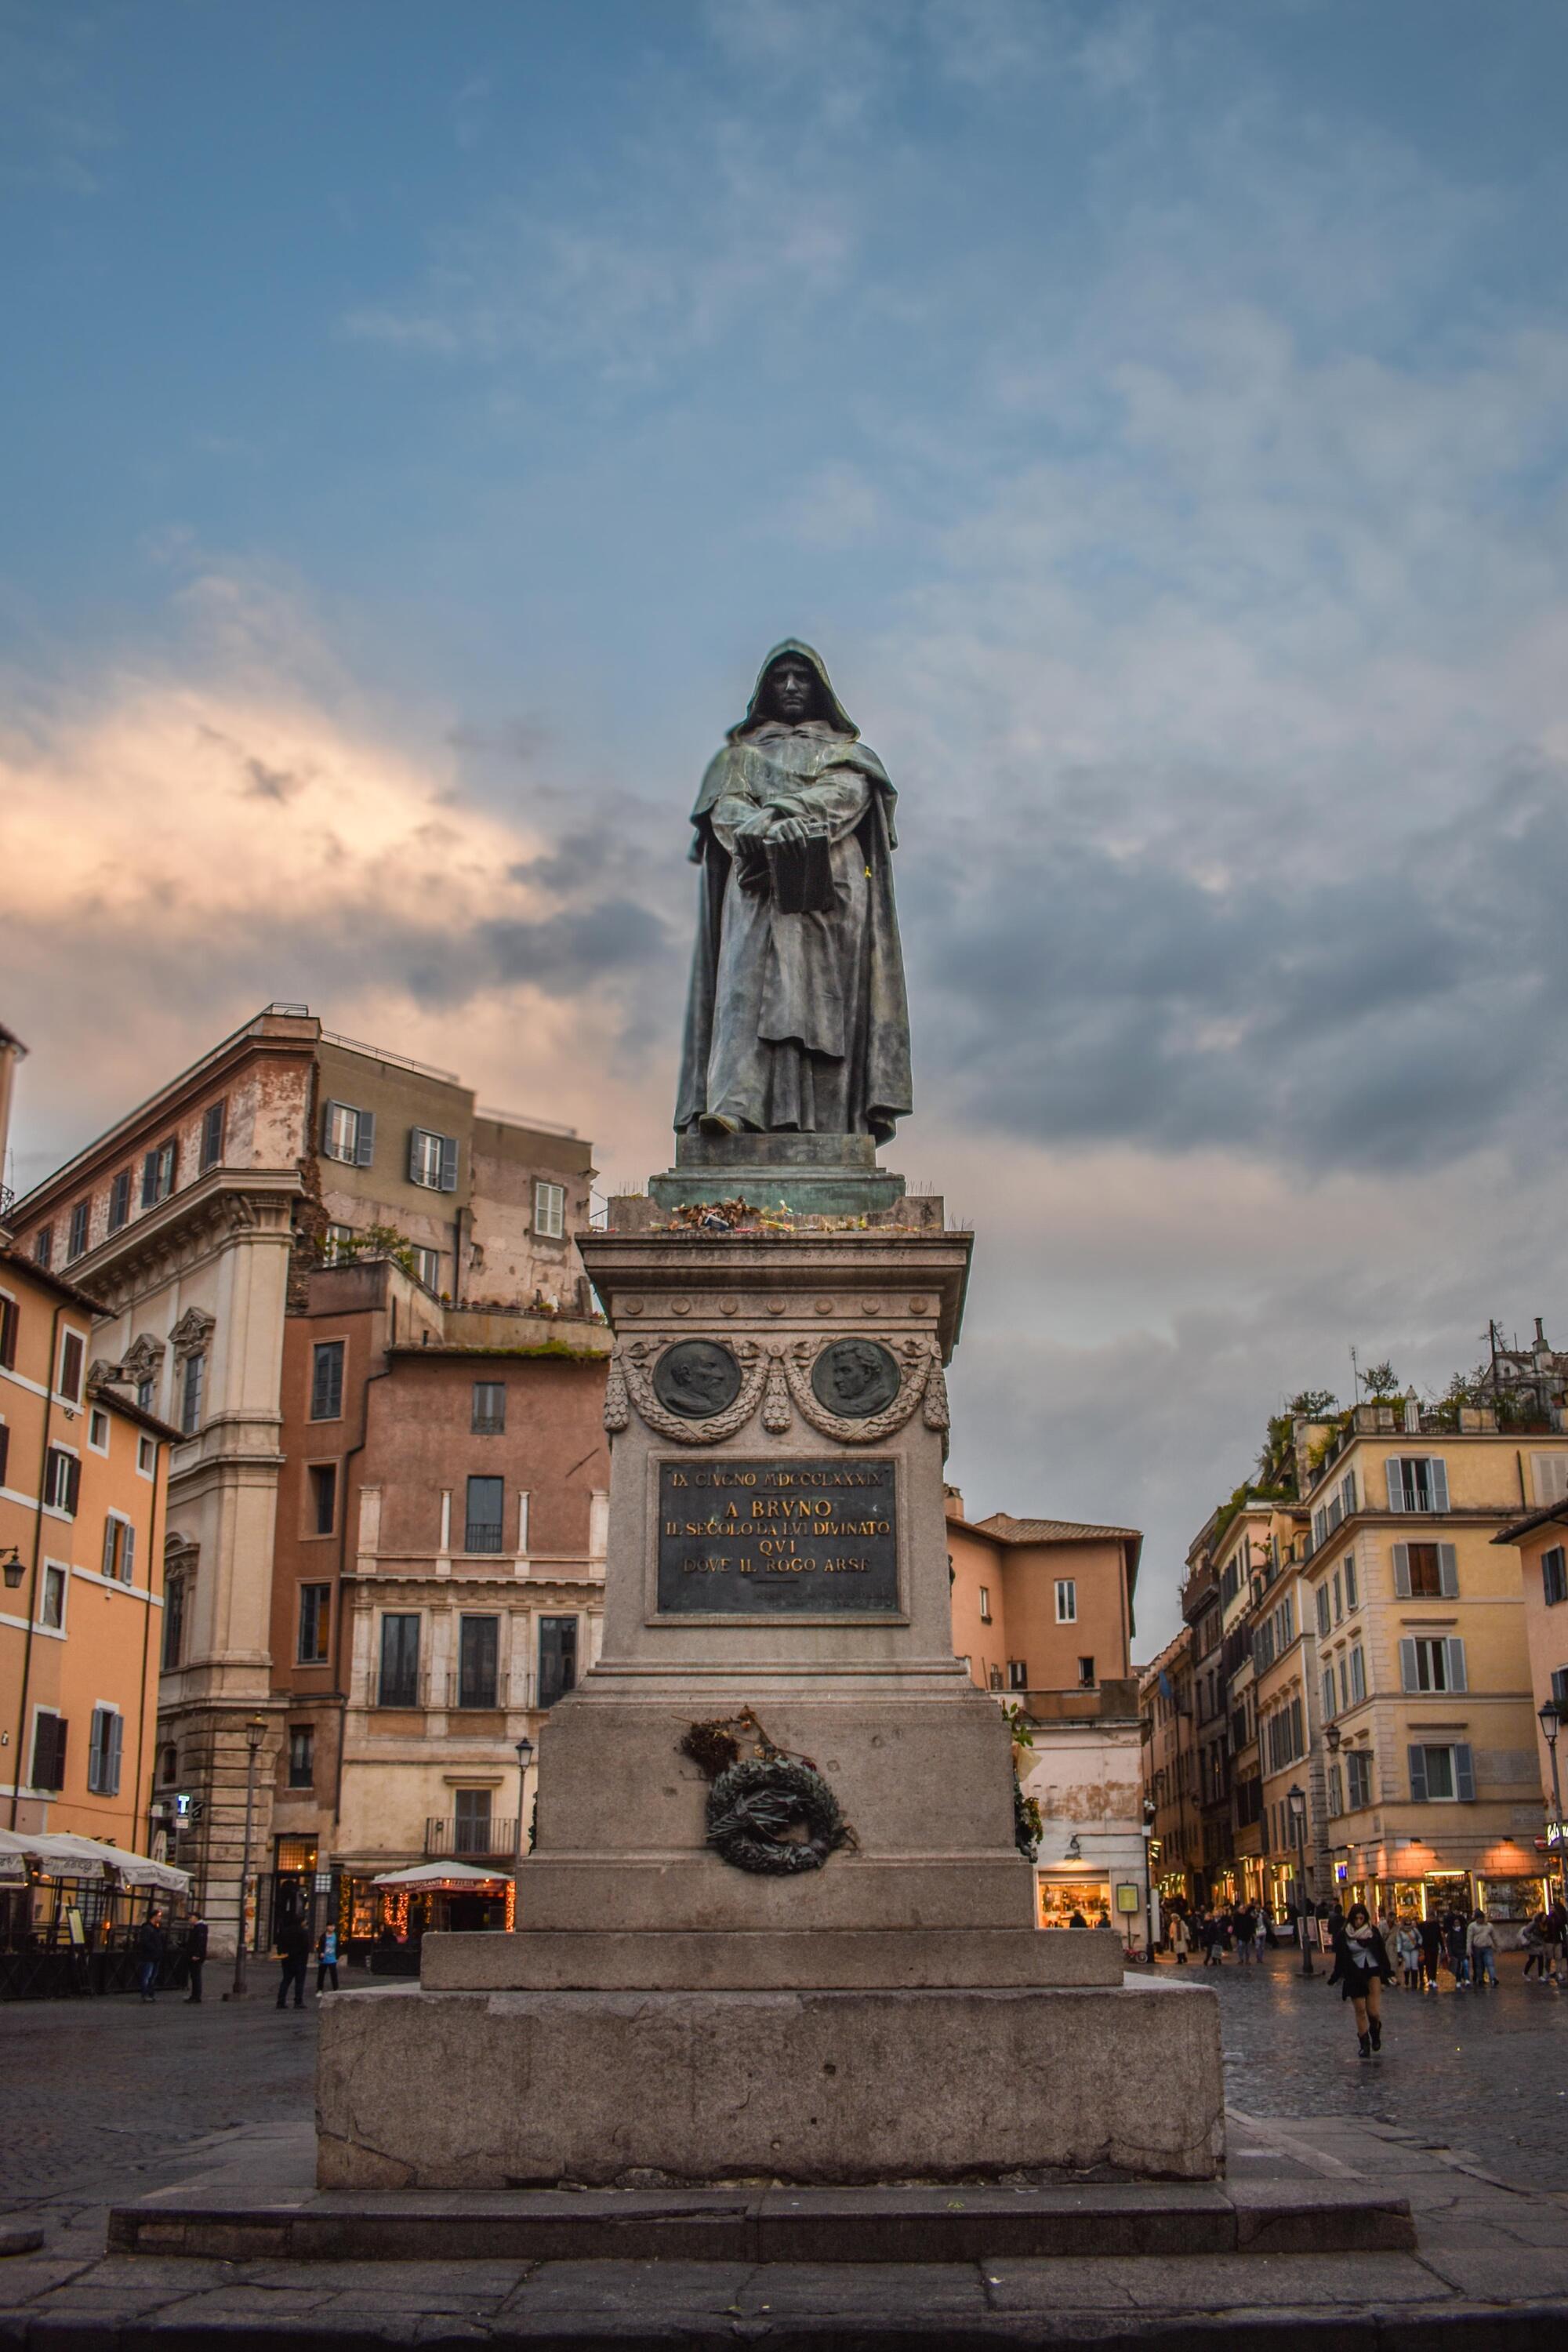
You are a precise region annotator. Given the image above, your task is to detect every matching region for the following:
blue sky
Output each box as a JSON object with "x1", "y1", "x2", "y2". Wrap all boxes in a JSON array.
[{"x1": 6, "y1": 1, "x2": 1568, "y2": 1641}]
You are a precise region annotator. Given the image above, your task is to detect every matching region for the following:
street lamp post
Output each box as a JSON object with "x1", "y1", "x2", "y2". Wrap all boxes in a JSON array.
[
  {"x1": 230, "y1": 1715, "x2": 268, "y2": 2000},
  {"x1": 513, "y1": 1732, "x2": 534, "y2": 1888},
  {"x1": 1288, "y1": 1784, "x2": 1314, "y2": 1976},
  {"x1": 1539, "y1": 1703, "x2": 1566, "y2": 1980}
]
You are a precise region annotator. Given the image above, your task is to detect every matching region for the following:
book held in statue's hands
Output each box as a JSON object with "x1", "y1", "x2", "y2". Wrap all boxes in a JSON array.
[{"x1": 764, "y1": 829, "x2": 836, "y2": 914}]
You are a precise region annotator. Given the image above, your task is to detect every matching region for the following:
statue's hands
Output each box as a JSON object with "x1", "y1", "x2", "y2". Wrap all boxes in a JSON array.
[{"x1": 770, "y1": 815, "x2": 809, "y2": 845}]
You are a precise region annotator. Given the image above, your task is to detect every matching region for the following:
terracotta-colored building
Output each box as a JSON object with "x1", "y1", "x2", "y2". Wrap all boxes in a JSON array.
[
  {"x1": 1, "y1": 1029, "x2": 178, "y2": 1924},
  {"x1": 260, "y1": 1254, "x2": 611, "y2": 1947},
  {"x1": 946, "y1": 1491, "x2": 1147, "y2": 1938}
]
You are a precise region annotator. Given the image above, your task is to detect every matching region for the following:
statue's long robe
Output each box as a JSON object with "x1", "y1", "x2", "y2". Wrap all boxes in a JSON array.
[{"x1": 674, "y1": 644, "x2": 912, "y2": 1142}]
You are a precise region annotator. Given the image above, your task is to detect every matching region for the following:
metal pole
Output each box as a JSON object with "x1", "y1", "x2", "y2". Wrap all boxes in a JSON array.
[
  {"x1": 1296, "y1": 1812, "x2": 1315, "y2": 1976},
  {"x1": 231, "y1": 1734, "x2": 260, "y2": 1999},
  {"x1": 1549, "y1": 1733, "x2": 1566, "y2": 1983}
]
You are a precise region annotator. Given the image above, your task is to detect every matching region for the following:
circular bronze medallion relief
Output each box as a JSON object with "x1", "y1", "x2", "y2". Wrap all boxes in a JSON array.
[
  {"x1": 652, "y1": 1338, "x2": 742, "y2": 1419},
  {"x1": 811, "y1": 1337, "x2": 902, "y2": 1419}
]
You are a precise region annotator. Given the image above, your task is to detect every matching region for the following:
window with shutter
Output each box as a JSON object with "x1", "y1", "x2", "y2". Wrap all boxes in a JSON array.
[
  {"x1": 323, "y1": 1102, "x2": 369, "y2": 1164},
  {"x1": 162, "y1": 1577, "x2": 183, "y2": 1669},
  {"x1": 0, "y1": 1423, "x2": 9, "y2": 1488},
  {"x1": 1428, "y1": 1458, "x2": 1449, "y2": 1512},
  {"x1": 1348, "y1": 1645, "x2": 1366, "y2": 1704},
  {"x1": 107, "y1": 1169, "x2": 130, "y2": 1232},
  {"x1": 533, "y1": 1179, "x2": 565, "y2": 1240},
  {"x1": 1532, "y1": 1454, "x2": 1568, "y2": 1506},
  {"x1": 378, "y1": 1613, "x2": 420, "y2": 1706},
  {"x1": 1408, "y1": 1744, "x2": 1428, "y2": 1802},
  {"x1": 1454, "y1": 1743, "x2": 1475, "y2": 1801},
  {"x1": 1444, "y1": 1637, "x2": 1467, "y2": 1692},
  {"x1": 102, "y1": 1519, "x2": 117, "y2": 1579},
  {"x1": 1327, "y1": 1762, "x2": 1343, "y2": 1814},
  {"x1": 1321, "y1": 1669, "x2": 1334, "y2": 1719},
  {"x1": 67, "y1": 1200, "x2": 90, "y2": 1261},
  {"x1": 58, "y1": 1331, "x2": 85, "y2": 1403},
  {"x1": 141, "y1": 1150, "x2": 160, "y2": 1208},
  {"x1": 1399, "y1": 1637, "x2": 1418, "y2": 1691},
  {"x1": 1386, "y1": 1459, "x2": 1406, "y2": 1511},
  {"x1": 408, "y1": 1128, "x2": 450, "y2": 1189},
  {"x1": 1543, "y1": 1547, "x2": 1568, "y2": 1606},
  {"x1": 31, "y1": 1712, "x2": 66, "y2": 1791},
  {"x1": 1346, "y1": 1749, "x2": 1373, "y2": 1807},
  {"x1": 1438, "y1": 1544, "x2": 1459, "y2": 1598},
  {"x1": 1344, "y1": 1553, "x2": 1358, "y2": 1610},
  {"x1": 355, "y1": 1109, "x2": 376, "y2": 1167},
  {"x1": 0, "y1": 1293, "x2": 16, "y2": 1370},
  {"x1": 200, "y1": 1100, "x2": 226, "y2": 1171},
  {"x1": 180, "y1": 1352, "x2": 205, "y2": 1436},
  {"x1": 310, "y1": 1341, "x2": 345, "y2": 1421},
  {"x1": 33, "y1": 1224, "x2": 54, "y2": 1268},
  {"x1": 1316, "y1": 1585, "x2": 1330, "y2": 1637}
]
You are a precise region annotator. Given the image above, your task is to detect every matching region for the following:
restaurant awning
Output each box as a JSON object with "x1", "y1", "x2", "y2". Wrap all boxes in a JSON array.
[
  {"x1": 0, "y1": 1828, "x2": 190, "y2": 1895},
  {"x1": 370, "y1": 1860, "x2": 510, "y2": 1889}
]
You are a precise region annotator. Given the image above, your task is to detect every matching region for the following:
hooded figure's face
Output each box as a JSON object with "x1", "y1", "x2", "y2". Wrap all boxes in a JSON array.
[{"x1": 760, "y1": 655, "x2": 822, "y2": 725}]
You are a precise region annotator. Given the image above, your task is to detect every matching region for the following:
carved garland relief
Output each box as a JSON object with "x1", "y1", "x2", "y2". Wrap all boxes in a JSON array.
[{"x1": 604, "y1": 1330, "x2": 947, "y2": 1446}]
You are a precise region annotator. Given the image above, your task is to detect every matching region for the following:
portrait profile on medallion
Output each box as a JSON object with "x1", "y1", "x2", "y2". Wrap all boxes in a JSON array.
[
  {"x1": 652, "y1": 1339, "x2": 743, "y2": 1420},
  {"x1": 811, "y1": 1337, "x2": 902, "y2": 1420},
  {"x1": 676, "y1": 642, "x2": 912, "y2": 1144}
]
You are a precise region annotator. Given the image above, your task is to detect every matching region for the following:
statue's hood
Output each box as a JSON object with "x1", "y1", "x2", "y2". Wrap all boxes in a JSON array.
[{"x1": 728, "y1": 640, "x2": 858, "y2": 742}]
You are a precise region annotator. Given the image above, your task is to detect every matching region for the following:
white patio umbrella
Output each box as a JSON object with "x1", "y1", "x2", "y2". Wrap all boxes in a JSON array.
[
  {"x1": 369, "y1": 1860, "x2": 511, "y2": 1889},
  {"x1": 0, "y1": 1826, "x2": 189, "y2": 1895}
]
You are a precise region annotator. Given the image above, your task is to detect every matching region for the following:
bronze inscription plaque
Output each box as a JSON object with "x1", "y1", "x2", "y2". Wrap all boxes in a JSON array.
[{"x1": 656, "y1": 1457, "x2": 899, "y2": 1615}]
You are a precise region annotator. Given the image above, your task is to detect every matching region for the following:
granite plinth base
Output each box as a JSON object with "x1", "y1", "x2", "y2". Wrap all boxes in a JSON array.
[
  {"x1": 317, "y1": 1979, "x2": 1224, "y2": 2188},
  {"x1": 419, "y1": 1923, "x2": 1127, "y2": 1990}
]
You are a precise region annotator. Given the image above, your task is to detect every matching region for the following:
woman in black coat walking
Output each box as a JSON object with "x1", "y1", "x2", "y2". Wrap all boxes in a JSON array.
[{"x1": 1329, "y1": 1901, "x2": 1395, "y2": 2057}]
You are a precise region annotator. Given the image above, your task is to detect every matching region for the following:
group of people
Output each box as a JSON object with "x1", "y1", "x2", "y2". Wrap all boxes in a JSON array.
[
  {"x1": 1165, "y1": 1904, "x2": 1274, "y2": 1964},
  {"x1": 130, "y1": 1907, "x2": 340, "y2": 2005}
]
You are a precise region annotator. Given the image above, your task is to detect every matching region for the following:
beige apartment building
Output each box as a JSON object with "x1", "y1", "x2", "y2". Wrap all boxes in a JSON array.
[
  {"x1": 1492, "y1": 1495, "x2": 1568, "y2": 1889},
  {"x1": 9, "y1": 1006, "x2": 595, "y2": 1956},
  {"x1": 1298, "y1": 1407, "x2": 1565, "y2": 1924}
]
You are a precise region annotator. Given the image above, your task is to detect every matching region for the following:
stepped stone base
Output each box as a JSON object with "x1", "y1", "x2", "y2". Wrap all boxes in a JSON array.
[
  {"x1": 316, "y1": 1978, "x2": 1224, "y2": 2188},
  {"x1": 419, "y1": 1923, "x2": 1126, "y2": 1991}
]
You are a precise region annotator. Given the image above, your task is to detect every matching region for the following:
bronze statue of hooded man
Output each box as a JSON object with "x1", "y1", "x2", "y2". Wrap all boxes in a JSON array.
[{"x1": 675, "y1": 642, "x2": 913, "y2": 1144}]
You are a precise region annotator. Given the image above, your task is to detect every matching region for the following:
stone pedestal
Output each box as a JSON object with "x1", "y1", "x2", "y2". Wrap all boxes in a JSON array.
[{"x1": 318, "y1": 1145, "x2": 1224, "y2": 2186}]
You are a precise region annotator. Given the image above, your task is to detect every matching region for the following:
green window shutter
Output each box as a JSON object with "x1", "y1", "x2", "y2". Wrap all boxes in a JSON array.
[
  {"x1": 1408, "y1": 1744, "x2": 1428, "y2": 1802},
  {"x1": 1428, "y1": 1458, "x2": 1450, "y2": 1512},
  {"x1": 102, "y1": 1519, "x2": 117, "y2": 1578},
  {"x1": 1316, "y1": 1586, "x2": 1330, "y2": 1637},
  {"x1": 1392, "y1": 1544, "x2": 1410, "y2": 1596},
  {"x1": 1454, "y1": 1743, "x2": 1475, "y2": 1801},
  {"x1": 123, "y1": 1523, "x2": 136, "y2": 1584},
  {"x1": 1386, "y1": 1461, "x2": 1406, "y2": 1511}
]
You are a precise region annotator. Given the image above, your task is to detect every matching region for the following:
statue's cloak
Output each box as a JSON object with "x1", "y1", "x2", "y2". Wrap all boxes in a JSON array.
[{"x1": 675, "y1": 641, "x2": 912, "y2": 1143}]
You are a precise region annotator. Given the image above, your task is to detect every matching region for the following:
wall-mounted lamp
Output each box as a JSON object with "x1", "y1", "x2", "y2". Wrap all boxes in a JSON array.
[{"x1": 1, "y1": 1547, "x2": 24, "y2": 1590}]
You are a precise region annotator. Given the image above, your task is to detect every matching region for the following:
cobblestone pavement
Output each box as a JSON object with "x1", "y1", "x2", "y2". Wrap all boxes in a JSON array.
[
  {"x1": 2, "y1": 1963, "x2": 1566, "y2": 2344},
  {"x1": 1191, "y1": 1940, "x2": 1568, "y2": 2190}
]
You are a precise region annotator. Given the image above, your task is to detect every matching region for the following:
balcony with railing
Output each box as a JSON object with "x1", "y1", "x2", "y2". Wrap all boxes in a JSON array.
[
  {"x1": 464, "y1": 1521, "x2": 506, "y2": 1554},
  {"x1": 424, "y1": 1817, "x2": 520, "y2": 1860}
]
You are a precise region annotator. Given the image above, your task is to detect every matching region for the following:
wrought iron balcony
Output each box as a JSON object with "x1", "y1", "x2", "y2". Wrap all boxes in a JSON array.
[{"x1": 424, "y1": 1817, "x2": 519, "y2": 1860}]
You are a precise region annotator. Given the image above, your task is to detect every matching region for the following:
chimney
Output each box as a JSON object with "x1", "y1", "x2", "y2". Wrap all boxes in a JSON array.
[{"x1": 942, "y1": 1485, "x2": 965, "y2": 1521}]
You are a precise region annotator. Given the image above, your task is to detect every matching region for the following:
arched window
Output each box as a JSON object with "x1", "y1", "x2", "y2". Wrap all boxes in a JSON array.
[{"x1": 162, "y1": 1577, "x2": 184, "y2": 1670}]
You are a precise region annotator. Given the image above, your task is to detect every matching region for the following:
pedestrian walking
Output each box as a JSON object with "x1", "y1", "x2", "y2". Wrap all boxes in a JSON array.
[
  {"x1": 1170, "y1": 1912, "x2": 1191, "y2": 1965},
  {"x1": 136, "y1": 1908, "x2": 165, "y2": 2003},
  {"x1": 1328, "y1": 1900, "x2": 1394, "y2": 2058},
  {"x1": 1256, "y1": 1904, "x2": 1272, "y2": 1957},
  {"x1": 1395, "y1": 1918, "x2": 1421, "y2": 1989},
  {"x1": 1202, "y1": 1912, "x2": 1222, "y2": 1966},
  {"x1": 1443, "y1": 1908, "x2": 1469, "y2": 1987},
  {"x1": 1522, "y1": 1911, "x2": 1550, "y2": 1980},
  {"x1": 274, "y1": 1915, "x2": 310, "y2": 2009},
  {"x1": 1466, "y1": 1909, "x2": 1497, "y2": 1988},
  {"x1": 315, "y1": 1923, "x2": 339, "y2": 1994},
  {"x1": 1233, "y1": 1904, "x2": 1253, "y2": 1963},
  {"x1": 1548, "y1": 1900, "x2": 1568, "y2": 1987},
  {"x1": 1417, "y1": 1911, "x2": 1443, "y2": 1993},
  {"x1": 183, "y1": 1915, "x2": 209, "y2": 2005}
]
